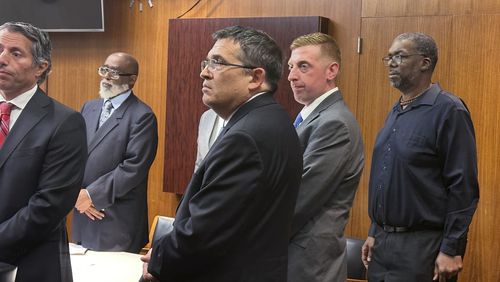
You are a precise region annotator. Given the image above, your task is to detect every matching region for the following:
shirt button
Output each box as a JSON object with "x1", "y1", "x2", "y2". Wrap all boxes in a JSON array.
[{"x1": 393, "y1": 128, "x2": 396, "y2": 132}]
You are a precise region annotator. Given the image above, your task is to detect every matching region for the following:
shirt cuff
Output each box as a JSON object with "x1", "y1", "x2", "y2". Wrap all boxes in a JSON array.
[
  {"x1": 440, "y1": 236, "x2": 467, "y2": 256},
  {"x1": 368, "y1": 222, "x2": 377, "y2": 237}
]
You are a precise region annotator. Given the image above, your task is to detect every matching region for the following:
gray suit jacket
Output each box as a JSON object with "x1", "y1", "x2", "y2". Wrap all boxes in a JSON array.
[
  {"x1": 0, "y1": 88, "x2": 87, "y2": 282},
  {"x1": 288, "y1": 91, "x2": 364, "y2": 282},
  {"x1": 71, "y1": 92, "x2": 158, "y2": 253},
  {"x1": 194, "y1": 109, "x2": 218, "y2": 172}
]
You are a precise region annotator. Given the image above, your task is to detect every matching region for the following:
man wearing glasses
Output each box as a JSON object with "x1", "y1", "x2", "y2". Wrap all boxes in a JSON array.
[
  {"x1": 362, "y1": 33, "x2": 479, "y2": 282},
  {"x1": 141, "y1": 26, "x2": 302, "y2": 282},
  {"x1": 72, "y1": 52, "x2": 158, "y2": 253}
]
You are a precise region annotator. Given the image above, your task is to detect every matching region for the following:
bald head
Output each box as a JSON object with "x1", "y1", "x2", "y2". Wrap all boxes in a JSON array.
[{"x1": 107, "y1": 52, "x2": 139, "y2": 76}]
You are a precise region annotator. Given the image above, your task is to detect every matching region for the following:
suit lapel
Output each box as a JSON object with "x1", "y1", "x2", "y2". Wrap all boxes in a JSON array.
[
  {"x1": 224, "y1": 93, "x2": 275, "y2": 132},
  {"x1": 0, "y1": 88, "x2": 49, "y2": 168},
  {"x1": 85, "y1": 102, "x2": 101, "y2": 142},
  {"x1": 205, "y1": 93, "x2": 275, "y2": 155},
  {"x1": 87, "y1": 94, "x2": 136, "y2": 154},
  {"x1": 297, "y1": 90, "x2": 343, "y2": 133},
  {"x1": 180, "y1": 94, "x2": 276, "y2": 209}
]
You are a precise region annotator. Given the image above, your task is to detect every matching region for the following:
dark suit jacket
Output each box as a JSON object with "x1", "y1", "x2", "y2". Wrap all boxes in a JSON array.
[
  {"x1": 0, "y1": 88, "x2": 87, "y2": 282},
  {"x1": 148, "y1": 93, "x2": 303, "y2": 282},
  {"x1": 288, "y1": 91, "x2": 364, "y2": 282},
  {"x1": 71, "y1": 93, "x2": 158, "y2": 253}
]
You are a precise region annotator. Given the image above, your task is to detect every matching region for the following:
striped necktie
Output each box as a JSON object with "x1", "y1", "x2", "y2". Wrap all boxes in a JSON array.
[{"x1": 0, "y1": 102, "x2": 13, "y2": 148}]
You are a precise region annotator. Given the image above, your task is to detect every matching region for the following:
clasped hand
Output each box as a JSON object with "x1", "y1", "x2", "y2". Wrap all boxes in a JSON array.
[{"x1": 75, "y1": 189, "x2": 105, "y2": 220}]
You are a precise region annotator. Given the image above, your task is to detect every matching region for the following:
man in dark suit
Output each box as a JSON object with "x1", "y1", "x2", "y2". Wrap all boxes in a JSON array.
[
  {"x1": 71, "y1": 52, "x2": 158, "y2": 253},
  {"x1": 141, "y1": 26, "x2": 303, "y2": 282},
  {"x1": 0, "y1": 22, "x2": 87, "y2": 282},
  {"x1": 286, "y1": 33, "x2": 364, "y2": 282}
]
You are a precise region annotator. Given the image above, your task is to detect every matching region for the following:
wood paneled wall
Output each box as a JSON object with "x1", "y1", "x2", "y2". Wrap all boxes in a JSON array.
[{"x1": 47, "y1": 0, "x2": 498, "y2": 280}]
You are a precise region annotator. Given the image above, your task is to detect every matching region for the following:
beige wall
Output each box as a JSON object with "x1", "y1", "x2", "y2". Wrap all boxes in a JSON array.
[{"x1": 48, "y1": 1, "x2": 499, "y2": 280}]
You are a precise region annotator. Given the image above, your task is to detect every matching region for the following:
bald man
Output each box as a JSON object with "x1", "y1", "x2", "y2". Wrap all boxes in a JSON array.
[{"x1": 72, "y1": 52, "x2": 158, "y2": 253}]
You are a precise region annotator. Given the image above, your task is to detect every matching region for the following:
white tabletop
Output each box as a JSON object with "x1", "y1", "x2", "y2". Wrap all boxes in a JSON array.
[{"x1": 71, "y1": 249, "x2": 143, "y2": 282}]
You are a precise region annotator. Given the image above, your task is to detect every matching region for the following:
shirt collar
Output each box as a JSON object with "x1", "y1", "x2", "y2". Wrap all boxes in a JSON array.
[
  {"x1": 300, "y1": 87, "x2": 338, "y2": 120},
  {"x1": 393, "y1": 83, "x2": 441, "y2": 112},
  {"x1": 225, "y1": 91, "x2": 267, "y2": 125},
  {"x1": 0, "y1": 84, "x2": 38, "y2": 110},
  {"x1": 419, "y1": 83, "x2": 441, "y2": 105},
  {"x1": 105, "y1": 90, "x2": 131, "y2": 109}
]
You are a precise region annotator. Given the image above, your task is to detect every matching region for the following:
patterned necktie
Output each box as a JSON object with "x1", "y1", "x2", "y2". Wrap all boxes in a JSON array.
[
  {"x1": 0, "y1": 102, "x2": 13, "y2": 148},
  {"x1": 293, "y1": 113, "x2": 303, "y2": 128},
  {"x1": 99, "y1": 100, "x2": 114, "y2": 127}
]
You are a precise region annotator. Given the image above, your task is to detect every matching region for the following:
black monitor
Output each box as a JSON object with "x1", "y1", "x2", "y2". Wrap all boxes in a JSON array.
[{"x1": 0, "y1": 0, "x2": 104, "y2": 32}]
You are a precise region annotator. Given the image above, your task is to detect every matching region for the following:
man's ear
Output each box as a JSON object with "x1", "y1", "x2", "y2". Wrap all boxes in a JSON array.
[
  {"x1": 326, "y1": 61, "x2": 340, "y2": 81},
  {"x1": 421, "y1": 57, "x2": 432, "y2": 71},
  {"x1": 128, "y1": 74, "x2": 138, "y2": 87},
  {"x1": 248, "y1": 68, "x2": 266, "y2": 91},
  {"x1": 34, "y1": 60, "x2": 49, "y2": 78}
]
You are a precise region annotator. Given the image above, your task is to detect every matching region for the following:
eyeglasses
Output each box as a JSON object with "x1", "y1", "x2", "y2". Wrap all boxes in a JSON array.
[
  {"x1": 382, "y1": 54, "x2": 425, "y2": 66},
  {"x1": 98, "y1": 66, "x2": 137, "y2": 80},
  {"x1": 201, "y1": 59, "x2": 255, "y2": 72}
]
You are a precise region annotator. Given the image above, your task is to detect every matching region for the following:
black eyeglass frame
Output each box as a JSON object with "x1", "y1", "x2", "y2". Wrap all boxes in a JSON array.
[{"x1": 382, "y1": 53, "x2": 425, "y2": 66}]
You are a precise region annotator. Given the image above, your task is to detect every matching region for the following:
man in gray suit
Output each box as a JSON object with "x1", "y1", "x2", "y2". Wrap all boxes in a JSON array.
[
  {"x1": 194, "y1": 109, "x2": 222, "y2": 172},
  {"x1": 287, "y1": 33, "x2": 364, "y2": 282},
  {"x1": 72, "y1": 52, "x2": 158, "y2": 253}
]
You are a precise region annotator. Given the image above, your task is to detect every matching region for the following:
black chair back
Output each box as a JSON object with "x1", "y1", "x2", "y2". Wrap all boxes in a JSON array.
[
  {"x1": 346, "y1": 237, "x2": 367, "y2": 280},
  {"x1": 152, "y1": 216, "x2": 175, "y2": 247}
]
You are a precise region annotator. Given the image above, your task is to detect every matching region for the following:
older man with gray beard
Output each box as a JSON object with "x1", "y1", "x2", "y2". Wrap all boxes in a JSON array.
[{"x1": 71, "y1": 52, "x2": 158, "y2": 253}]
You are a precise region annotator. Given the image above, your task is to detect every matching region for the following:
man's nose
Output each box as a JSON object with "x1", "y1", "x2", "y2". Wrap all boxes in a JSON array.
[
  {"x1": 288, "y1": 67, "x2": 298, "y2": 81},
  {"x1": 200, "y1": 67, "x2": 212, "y2": 79},
  {"x1": 0, "y1": 50, "x2": 8, "y2": 66}
]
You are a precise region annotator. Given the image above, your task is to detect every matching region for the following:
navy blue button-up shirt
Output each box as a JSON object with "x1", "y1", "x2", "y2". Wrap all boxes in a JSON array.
[{"x1": 368, "y1": 84, "x2": 479, "y2": 256}]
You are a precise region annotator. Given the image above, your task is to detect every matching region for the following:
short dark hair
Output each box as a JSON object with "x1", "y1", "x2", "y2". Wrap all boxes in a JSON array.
[
  {"x1": 212, "y1": 26, "x2": 283, "y2": 93},
  {"x1": 395, "y1": 32, "x2": 438, "y2": 72},
  {"x1": 0, "y1": 22, "x2": 52, "y2": 84}
]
